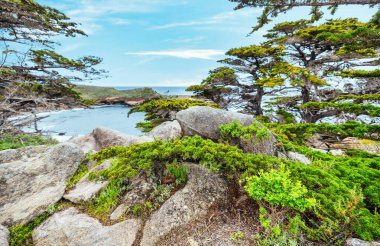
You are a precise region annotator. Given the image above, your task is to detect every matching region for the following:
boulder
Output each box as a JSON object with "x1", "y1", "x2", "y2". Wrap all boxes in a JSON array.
[
  {"x1": 147, "y1": 120, "x2": 182, "y2": 140},
  {"x1": 0, "y1": 224, "x2": 9, "y2": 246},
  {"x1": 287, "y1": 151, "x2": 311, "y2": 165},
  {"x1": 329, "y1": 149, "x2": 347, "y2": 156},
  {"x1": 70, "y1": 127, "x2": 154, "y2": 152},
  {"x1": 176, "y1": 106, "x2": 277, "y2": 155},
  {"x1": 110, "y1": 175, "x2": 154, "y2": 221},
  {"x1": 331, "y1": 137, "x2": 380, "y2": 155},
  {"x1": 345, "y1": 238, "x2": 380, "y2": 246},
  {"x1": 64, "y1": 160, "x2": 112, "y2": 204},
  {"x1": 140, "y1": 163, "x2": 228, "y2": 246},
  {"x1": 305, "y1": 133, "x2": 329, "y2": 150},
  {"x1": 0, "y1": 143, "x2": 84, "y2": 226},
  {"x1": 32, "y1": 207, "x2": 141, "y2": 246}
]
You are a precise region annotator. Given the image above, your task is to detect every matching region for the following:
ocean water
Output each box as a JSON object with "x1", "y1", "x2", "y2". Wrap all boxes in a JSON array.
[
  {"x1": 115, "y1": 86, "x2": 193, "y2": 96},
  {"x1": 22, "y1": 105, "x2": 146, "y2": 141}
]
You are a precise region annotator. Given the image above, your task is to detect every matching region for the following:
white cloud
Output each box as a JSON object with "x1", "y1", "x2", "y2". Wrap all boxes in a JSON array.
[
  {"x1": 108, "y1": 18, "x2": 131, "y2": 25},
  {"x1": 151, "y1": 9, "x2": 261, "y2": 30},
  {"x1": 126, "y1": 49, "x2": 224, "y2": 60},
  {"x1": 170, "y1": 36, "x2": 206, "y2": 44},
  {"x1": 67, "y1": 0, "x2": 188, "y2": 17},
  {"x1": 64, "y1": 0, "x2": 188, "y2": 34}
]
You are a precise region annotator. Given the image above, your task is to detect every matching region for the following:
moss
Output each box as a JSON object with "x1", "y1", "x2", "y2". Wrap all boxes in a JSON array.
[{"x1": 0, "y1": 134, "x2": 57, "y2": 151}]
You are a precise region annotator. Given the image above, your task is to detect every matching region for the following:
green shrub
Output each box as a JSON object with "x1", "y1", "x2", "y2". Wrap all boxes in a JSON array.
[
  {"x1": 219, "y1": 120, "x2": 270, "y2": 142},
  {"x1": 166, "y1": 161, "x2": 188, "y2": 184},
  {"x1": 245, "y1": 166, "x2": 316, "y2": 212},
  {"x1": 87, "y1": 135, "x2": 380, "y2": 242}
]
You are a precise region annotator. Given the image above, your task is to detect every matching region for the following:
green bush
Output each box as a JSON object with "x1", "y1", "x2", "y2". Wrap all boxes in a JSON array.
[
  {"x1": 219, "y1": 120, "x2": 270, "y2": 142},
  {"x1": 87, "y1": 135, "x2": 379, "y2": 242},
  {"x1": 245, "y1": 165, "x2": 316, "y2": 212},
  {"x1": 166, "y1": 161, "x2": 188, "y2": 184}
]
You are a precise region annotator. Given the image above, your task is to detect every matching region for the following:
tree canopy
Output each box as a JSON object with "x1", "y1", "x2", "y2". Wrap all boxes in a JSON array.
[{"x1": 0, "y1": 0, "x2": 104, "y2": 131}]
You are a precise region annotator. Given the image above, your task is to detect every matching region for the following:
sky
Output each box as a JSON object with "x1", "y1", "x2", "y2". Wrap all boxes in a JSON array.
[{"x1": 37, "y1": 0, "x2": 377, "y2": 87}]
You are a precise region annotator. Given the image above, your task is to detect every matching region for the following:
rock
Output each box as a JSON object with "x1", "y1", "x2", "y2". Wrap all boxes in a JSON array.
[
  {"x1": 70, "y1": 127, "x2": 154, "y2": 152},
  {"x1": 147, "y1": 120, "x2": 182, "y2": 140},
  {"x1": 306, "y1": 133, "x2": 329, "y2": 150},
  {"x1": 345, "y1": 238, "x2": 380, "y2": 246},
  {"x1": 287, "y1": 151, "x2": 311, "y2": 165},
  {"x1": 32, "y1": 207, "x2": 141, "y2": 246},
  {"x1": 110, "y1": 175, "x2": 154, "y2": 221},
  {"x1": 64, "y1": 181, "x2": 109, "y2": 204},
  {"x1": 331, "y1": 137, "x2": 380, "y2": 155},
  {"x1": 69, "y1": 134, "x2": 97, "y2": 153},
  {"x1": 311, "y1": 148, "x2": 328, "y2": 154},
  {"x1": 64, "y1": 160, "x2": 112, "y2": 204},
  {"x1": 0, "y1": 224, "x2": 9, "y2": 246},
  {"x1": 329, "y1": 149, "x2": 347, "y2": 156},
  {"x1": 0, "y1": 143, "x2": 84, "y2": 226},
  {"x1": 176, "y1": 106, "x2": 277, "y2": 156},
  {"x1": 140, "y1": 163, "x2": 228, "y2": 246}
]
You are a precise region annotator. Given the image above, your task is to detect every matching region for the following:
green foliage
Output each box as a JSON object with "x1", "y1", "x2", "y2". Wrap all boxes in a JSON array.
[
  {"x1": 0, "y1": 134, "x2": 56, "y2": 150},
  {"x1": 129, "y1": 99, "x2": 218, "y2": 119},
  {"x1": 88, "y1": 179, "x2": 124, "y2": 215},
  {"x1": 230, "y1": 230, "x2": 244, "y2": 243},
  {"x1": 128, "y1": 99, "x2": 218, "y2": 130},
  {"x1": 136, "y1": 118, "x2": 166, "y2": 133},
  {"x1": 245, "y1": 165, "x2": 316, "y2": 212},
  {"x1": 338, "y1": 69, "x2": 380, "y2": 78},
  {"x1": 269, "y1": 121, "x2": 380, "y2": 145},
  {"x1": 9, "y1": 204, "x2": 59, "y2": 246},
  {"x1": 253, "y1": 208, "x2": 304, "y2": 246},
  {"x1": 300, "y1": 102, "x2": 380, "y2": 117},
  {"x1": 276, "y1": 110, "x2": 295, "y2": 124},
  {"x1": 74, "y1": 85, "x2": 160, "y2": 101},
  {"x1": 166, "y1": 161, "x2": 188, "y2": 184},
  {"x1": 88, "y1": 134, "x2": 380, "y2": 241},
  {"x1": 219, "y1": 120, "x2": 270, "y2": 142},
  {"x1": 331, "y1": 94, "x2": 380, "y2": 102},
  {"x1": 131, "y1": 204, "x2": 143, "y2": 216},
  {"x1": 66, "y1": 163, "x2": 89, "y2": 190}
]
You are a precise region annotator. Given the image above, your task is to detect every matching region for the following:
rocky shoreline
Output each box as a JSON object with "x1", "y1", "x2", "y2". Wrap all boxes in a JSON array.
[{"x1": 1, "y1": 106, "x2": 379, "y2": 245}]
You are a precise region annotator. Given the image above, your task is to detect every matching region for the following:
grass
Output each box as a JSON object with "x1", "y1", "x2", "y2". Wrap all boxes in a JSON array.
[
  {"x1": 0, "y1": 133, "x2": 57, "y2": 151},
  {"x1": 74, "y1": 85, "x2": 161, "y2": 100}
]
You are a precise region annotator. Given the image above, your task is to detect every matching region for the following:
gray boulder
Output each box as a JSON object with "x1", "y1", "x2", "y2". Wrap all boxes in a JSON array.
[
  {"x1": 345, "y1": 238, "x2": 380, "y2": 246},
  {"x1": 70, "y1": 127, "x2": 154, "y2": 152},
  {"x1": 176, "y1": 106, "x2": 276, "y2": 155},
  {"x1": 110, "y1": 175, "x2": 154, "y2": 221},
  {"x1": 0, "y1": 143, "x2": 84, "y2": 226},
  {"x1": 0, "y1": 224, "x2": 9, "y2": 246},
  {"x1": 64, "y1": 160, "x2": 112, "y2": 204},
  {"x1": 147, "y1": 120, "x2": 182, "y2": 140},
  {"x1": 32, "y1": 207, "x2": 141, "y2": 246},
  {"x1": 140, "y1": 163, "x2": 228, "y2": 246},
  {"x1": 287, "y1": 151, "x2": 311, "y2": 165}
]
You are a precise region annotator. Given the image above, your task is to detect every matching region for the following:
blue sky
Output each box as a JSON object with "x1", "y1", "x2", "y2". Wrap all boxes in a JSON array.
[{"x1": 37, "y1": 0, "x2": 377, "y2": 87}]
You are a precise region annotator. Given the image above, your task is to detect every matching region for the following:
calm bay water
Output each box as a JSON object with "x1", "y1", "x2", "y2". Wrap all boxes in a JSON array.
[
  {"x1": 22, "y1": 105, "x2": 146, "y2": 141},
  {"x1": 22, "y1": 86, "x2": 190, "y2": 141},
  {"x1": 116, "y1": 86, "x2": 193, "y2": 96}
]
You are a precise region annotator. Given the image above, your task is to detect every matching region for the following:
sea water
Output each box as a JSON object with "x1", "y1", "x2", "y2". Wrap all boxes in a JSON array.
[{"x1": 22, "y1": 105, "x2": 146, "y2": 141}]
